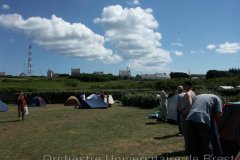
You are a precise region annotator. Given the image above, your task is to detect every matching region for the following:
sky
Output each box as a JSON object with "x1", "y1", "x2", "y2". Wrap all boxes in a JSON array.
[{"x1": 0, "y1": 0, "x2": 239, "y2": 76}]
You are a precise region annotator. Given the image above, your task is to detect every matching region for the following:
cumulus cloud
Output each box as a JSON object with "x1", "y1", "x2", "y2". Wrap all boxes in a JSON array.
[
  {"x1": 128, "y1": 48, "x2": 171, "y2": 72},
  {"x1": 94, "y1": 5, "x2": 172, "y2": 71},
  {"x1": 0, "y1": 13, "x2": 122, "y2": 63},
  {"x1": 171, "y1": 42, "x2": 183, "y2": 47},
  {"x1": 1, "y1": 4, "x2": 10, "y2": 10},
  {"x1": 207, "y1": 42, "x2": 240, "y2": 54},
  {"x1": 174, "y1": 50, "x2": 183, "y2": 56},
  {"x1": 216, "y1": 42, "x2": 240, "y2": 54}
]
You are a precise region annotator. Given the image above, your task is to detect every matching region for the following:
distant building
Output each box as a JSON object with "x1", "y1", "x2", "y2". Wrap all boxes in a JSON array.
[
  {"x1": 47, "y1": 70, "x2": 54, "y2": 78},
  {"x1": 52, "y1": 73, "x2": 60, "y2": 78},
  {"x1": 19, "y1": 73, "x2": 26, "y2": 77},
  {"x1": 119, "y1": 67, "x2": 131, "y2": 78},
  {"x1": 47, "y1": 70, "x2": 60, "y2": 78},
  {"x1": 71, "y1": 68, "x2": 80, "y2": 76},
  {"x1": 0, "y1": 72, "x2": 6, "y2": 76},
  {"x1": 93, "y1": 71, "x2": 104, "y2": 75},
  {"x1": 141, "y1": 73, "x2": 170, "y2": 80}
]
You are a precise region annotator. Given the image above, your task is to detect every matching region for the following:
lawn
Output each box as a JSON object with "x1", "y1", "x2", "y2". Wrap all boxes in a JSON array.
[{"x1": 0, "y1": 104, "x2": 185, "y2": 160}]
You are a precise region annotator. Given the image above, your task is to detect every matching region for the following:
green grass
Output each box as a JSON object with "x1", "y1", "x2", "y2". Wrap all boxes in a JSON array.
[{"x1": 0, "y1": 104, "x2": 185, "y2": 160}]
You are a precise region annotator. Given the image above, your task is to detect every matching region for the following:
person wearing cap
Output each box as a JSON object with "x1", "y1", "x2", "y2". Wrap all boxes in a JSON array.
[{"x1": 176, "y1": 85, "x2": 185, "y2": 136}]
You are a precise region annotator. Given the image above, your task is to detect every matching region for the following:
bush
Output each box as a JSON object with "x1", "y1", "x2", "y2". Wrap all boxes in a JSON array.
[
  {"x1": 121, "y1": 92, "x2": 159, "y2": 108},
  {"x1": 64, "y1": 81, "x2": 78, "y2": 88}
]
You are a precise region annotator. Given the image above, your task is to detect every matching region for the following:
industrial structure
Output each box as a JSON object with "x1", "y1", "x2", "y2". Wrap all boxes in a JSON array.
[{"x1": 27, "y1": 45, "x2": 32, "y2": 76}]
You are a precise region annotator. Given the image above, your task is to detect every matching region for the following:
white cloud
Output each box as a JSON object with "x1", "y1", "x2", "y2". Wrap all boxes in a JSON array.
[
  {"x1": 171, "y1": 42, "x2": 183, "y2": 47},
  {"x1": 206, "y1": 44, "x2": 216, "y2": 50},
  {"x1": 94, "y1": 5, "x2": 171, "y2": 71},
  {"x1": 1, "y1": 4, "x2": 10, "y2": 10},
  {"x1": 190, "y1": 50, "x2": 205, "y2": 55},
  {"x1": 216, "y1": 42, "x2": 240, "y2": 54},
  {"x1": 207, "y1": 42, "x2": 240, "y2": 54},
  {"x1": 127, "y1": 0, "x2": 140, "y2": 6},
  {"x1": 174, "y1": 50, "x2": 183, "y2": 56},
  {"x1": 0, "y1": 13, "x2": 122, "y2": 63},
  {"x1": 128, "y1": 48, "x2": 171, "y2": 72}
]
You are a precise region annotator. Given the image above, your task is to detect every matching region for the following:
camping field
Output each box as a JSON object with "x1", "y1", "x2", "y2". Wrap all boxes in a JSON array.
[{"x1": 0, "y1": 103, "x2": 185, "y2": 160}]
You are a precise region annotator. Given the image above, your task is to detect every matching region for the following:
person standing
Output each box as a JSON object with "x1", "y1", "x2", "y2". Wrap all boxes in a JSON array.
[
  {"x1": 176, "y1": 85, "x2": 185, "y2": 136},
  {"x1": 17, "y1": 91, "x2": 26, "y2": 121},
  {"x1": 186, "y1": 94, "x2": 223, "y2": 159},
  {"x1": 160, "y1": 88, "x2": 168, "y2": 122},
  {"x1": 182, "y1": 81, "x2": 196, "y2": 153}
]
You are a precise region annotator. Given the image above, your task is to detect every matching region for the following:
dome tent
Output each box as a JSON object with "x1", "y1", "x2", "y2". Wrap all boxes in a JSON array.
[
  {"x1": 80, "y1": 94, "x2": 107, "y2": 109},
  {"x1": 29, "y1": 97, "x2": 46, "y2": 107},
  {"x1": 64, "y1": 96, "x2": 80, "y2": 106},
  {"x1": 0, "y1": 100, "x2": 8, "y2": 112}
]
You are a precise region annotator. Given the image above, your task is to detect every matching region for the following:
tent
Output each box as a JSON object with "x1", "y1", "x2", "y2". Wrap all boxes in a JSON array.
[
  {"x1": 80, "y1": 94, "x2": 107, "y2": 109},
  {"x1": 218, "y1": 102, "x2": 240, "y2": 157},
  {"x1": 104, "y1": 95, "x2": 115, "y2": 105},
  {"x1": 64, "y1": 96, "x2": 80, "y2": 106},
  {"x1": 0, "y1": 100, "x2": 8, "y2": 112},
  {"x1": 167, "y1": 93, "x2": 178, "y2": 121},
  {"x1": 217, "y1": 86, "x2": 234, "y2": 91},
  {"x1": 29, "y1": 97, "x2": 46, "y2": 107},
  {"x1": 104, "y1": 95, "x2": 115, "y2": 107}
]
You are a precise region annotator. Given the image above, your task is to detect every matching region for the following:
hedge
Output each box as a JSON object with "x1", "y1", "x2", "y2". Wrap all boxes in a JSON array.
[{"x1": 121, "y1": 92, "x2": 159, "y2": 108}]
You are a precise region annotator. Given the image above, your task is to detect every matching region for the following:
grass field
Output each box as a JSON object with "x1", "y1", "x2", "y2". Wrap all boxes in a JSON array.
[{"x1": 0, "y1": 104, "x2": 185, "y2": 160}]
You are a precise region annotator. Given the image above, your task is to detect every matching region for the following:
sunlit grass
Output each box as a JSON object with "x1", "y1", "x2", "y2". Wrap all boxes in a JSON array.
[{"x1": 0, "y1": 104, "x2": 185, "y2": 160}]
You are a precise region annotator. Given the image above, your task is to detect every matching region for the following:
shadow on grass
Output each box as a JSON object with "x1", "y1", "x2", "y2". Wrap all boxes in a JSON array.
[
  {"x1": 0, "y1": 119, "x2": 20, "y2": 123},
  {"x1": 153, "y1": 134, "x2": 182, "y2": 140},
  {"x1": 145, "y1": 122, "x2": 162, "y2": 125},
  {"x1": 146, "y1": 120, "x2": 177, "y2": 125},
  {"x1": 149, "y1": 151, "x2": 187, "y2": 160}
]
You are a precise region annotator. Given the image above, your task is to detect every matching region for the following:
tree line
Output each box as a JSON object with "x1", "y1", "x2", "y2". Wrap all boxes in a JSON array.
[{"x1": 206, "y1": 68, "x2": 240, "y2": 79}]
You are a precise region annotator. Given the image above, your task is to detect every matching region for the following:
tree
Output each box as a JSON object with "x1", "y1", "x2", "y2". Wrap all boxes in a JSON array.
[
  {"x1": 206, "y1": 70, "x2": 228, "y2": 79},
  {"x1": 170, "y1": 72, "x2": 190, "y2": 79}
]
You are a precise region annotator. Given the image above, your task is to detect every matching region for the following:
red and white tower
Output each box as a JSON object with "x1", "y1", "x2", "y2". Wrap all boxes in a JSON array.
[{"x1": 27, "y1": 45, "x2": 32, "y2": 76}]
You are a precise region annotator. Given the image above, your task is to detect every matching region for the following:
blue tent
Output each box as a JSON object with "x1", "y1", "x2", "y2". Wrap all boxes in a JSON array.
[
  {"x1": 0, "y1": 100, "x2": 8, "y2": 112},
  {"x1": 80, "y1": 94, "x2": 107, "y2": 109}
]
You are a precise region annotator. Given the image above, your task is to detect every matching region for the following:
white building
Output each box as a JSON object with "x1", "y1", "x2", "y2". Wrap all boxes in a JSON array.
[
  {"x1": 47, "y1": 70, "x2": 54, "y2": 78},
  {"x1": 141, "y1": 73, "x2": 170, "y2": 80},
  {"x1": 119, "y1": 67, "x2": 131, "y2": 78}
]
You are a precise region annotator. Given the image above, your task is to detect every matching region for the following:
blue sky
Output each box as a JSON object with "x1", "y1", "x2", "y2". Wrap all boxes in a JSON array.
[{"x1": 0, "y1": 0, "x2": 239, "y2": 76}]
